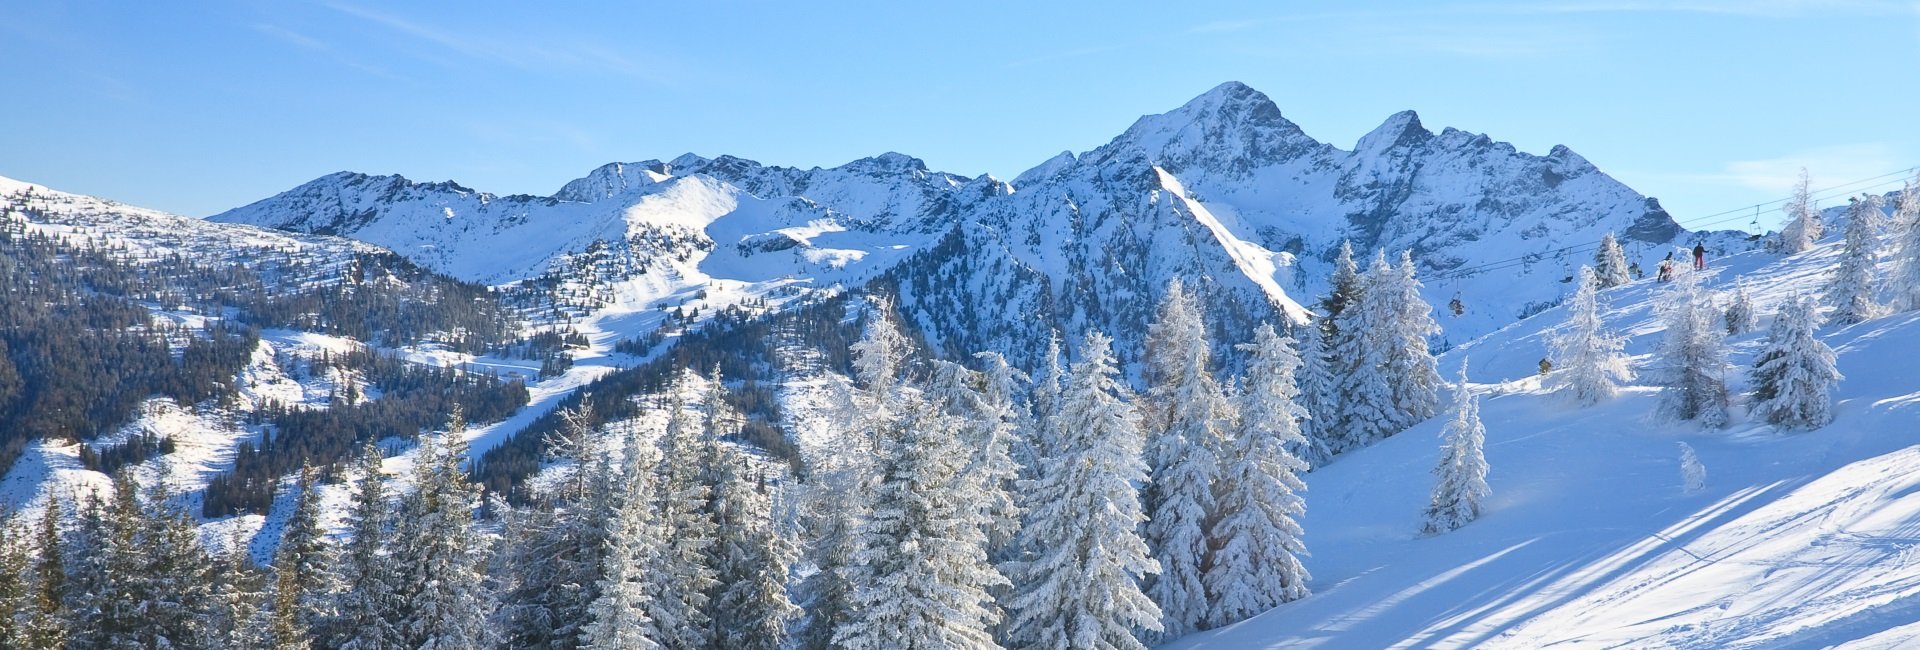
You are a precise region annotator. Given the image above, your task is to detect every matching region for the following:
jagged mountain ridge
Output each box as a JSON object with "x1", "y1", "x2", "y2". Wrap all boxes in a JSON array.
[{"x1": 213, "y1": 81, "x2": 1709, "y2": 367}]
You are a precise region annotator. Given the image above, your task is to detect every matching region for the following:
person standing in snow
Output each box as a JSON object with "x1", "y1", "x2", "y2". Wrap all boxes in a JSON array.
[
  {"x1": 1657, "y1": 253, "x2": 1675, "y2": 282},
  {"x1": 1692, "y1": 243, "x2": 1708, "y2": 270}
]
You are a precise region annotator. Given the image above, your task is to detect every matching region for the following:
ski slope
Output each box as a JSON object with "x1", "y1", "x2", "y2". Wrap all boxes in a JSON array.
[{"x1": 1171, "y1": 236, "x2": 1920, "y2": 648}]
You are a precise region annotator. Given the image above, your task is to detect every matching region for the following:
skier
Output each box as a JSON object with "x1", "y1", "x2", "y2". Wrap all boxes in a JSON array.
[
  {"x1": 1538, "y1": 357, "x2": 1552, "y2": 376},
  {"x1": 1692, "y1": 243, "x2": 1707, "y2": 270},
  {"x1": 1657, "y1": 253, "x2": 1674, "y2": 282}
]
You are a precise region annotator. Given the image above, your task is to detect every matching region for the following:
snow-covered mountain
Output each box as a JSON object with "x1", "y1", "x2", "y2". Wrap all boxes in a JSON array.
[{"x1": 214, "y1": 82, "x2": 1725, "y2": 370}]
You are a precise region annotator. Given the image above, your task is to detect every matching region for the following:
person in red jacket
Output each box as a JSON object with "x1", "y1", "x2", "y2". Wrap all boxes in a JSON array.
[{"x1": 1693, "y1": 243, "x2": 1707, "y2": 270}]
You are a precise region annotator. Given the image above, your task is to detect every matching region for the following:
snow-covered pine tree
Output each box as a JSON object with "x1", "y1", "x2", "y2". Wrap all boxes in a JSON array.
[
  {"x1": 1323, "y1": 252, "x2": 1400, "y2": 453},
  {"x1": 501, "y1": 402, "x2": 613, "y2": 650},
  {"x1": 1655, "y1": 271, "x2": 1731, "y2": 428},
  {"x1": 24, "y1": 499, "x2": 65, "y2": 650},
  {"x1": 1724, "y1": 284, "x2": 1757, "y2": 335},
  {"x1": 1205, "y1": 323, "x2": 1312, "y2": 628},
  {"x1": 835, "y1": 393, "x2": 1006, "y2": 650},
  {"x1": 1006, "y1": 332, "x2": 1163, "y2": 650},
  {"x1": 270, "y1": 464, "x2": 334, "y2": 650},
  {"x1": 61, "y1": 489, "x2": 119, "y2": 650},
  {"x1": 1750, "y1": 295, "x2": 1843, "y2": 430},
  {"x1": 1141, "y1": 278, "x2": 1229, "y2": 640},
  {"x1": 389, "y1": 407, "x2": 496, "y2": 649},
  {"x1": 582, "y1": 420, "x2": 665, "y2": 650},
  {"x1": 1306, "y1": 241, "x2": 1366, "y2": 456},
  {"x1": 1422, "y1": 360, "x2": 1490, "y2": 535},
  {"x1": 1026, "y1": 331, "x2": 1066, "y2": 468},
  {"x1": 1594, "y1": 232, "x2": 1632, "y2": 288},
  {"x1": 333, "y1": 441, "x2": 400, "y2": 650},
  {"x1": 1827, "y1": 194, "x2": 1886, "y2": 326},
  {"x1": 1548, "y1": 266, "x2": 1633, "y2": 405},
  {"x1": 798, "y1": 304, "x2": 913, "y2": 650},
  {"x1": 1383, "y1": 250, "x2": 1443, "y2": 430},
  {"x1": 134, "y1": 477, "x2": 218, "y2": 648},
  {"x1": 213, "y1": 529, "x2": 272, "y2": 650},
  {"x1": 1678, "y1": 442, "x2": 1707, "y2": 494},
  {"x1": 1289, "y1": 321, "x2": 1334, "y2": 467},
  {"x1": 700, "y1": 372, "x2": 801, "y2": 650},
  {"x1": 1889, "y1": 177, "x2": 1920, "y2": 312},
  {"x1": 647, "y1": 379, "x2": 721, "y2": 650},
  {"x1": 1777, "y1": 169, "x2": 1823, "y2": 254},
  {"x1": 970, "y1": 351, "x2": 1028, "y2": 562},
  {"x1": 0, "y1": 520, "x2": 25, "y2": 646}
]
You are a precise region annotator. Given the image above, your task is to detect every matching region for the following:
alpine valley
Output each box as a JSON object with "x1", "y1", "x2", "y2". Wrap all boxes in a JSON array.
[{"x1": 16, "y1": 81, "x2": 1920, "y2": 649}]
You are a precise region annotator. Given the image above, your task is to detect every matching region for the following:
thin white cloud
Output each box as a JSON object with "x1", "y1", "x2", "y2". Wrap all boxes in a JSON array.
[
  {"x1": 1710, "y1": 144, "x2": 1906, "y2": 194},
  {"x1": 1484, "y1": 0, "x2": 1910, "y2": 16},
  {"x1": 322, "y1": 2, "x2": 672, "y2": 84}
]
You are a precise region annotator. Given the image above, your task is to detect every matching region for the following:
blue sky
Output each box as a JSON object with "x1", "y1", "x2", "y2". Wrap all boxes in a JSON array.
[{"x1": 3, "y1": 1, "x2": 1916, "y2": 228}]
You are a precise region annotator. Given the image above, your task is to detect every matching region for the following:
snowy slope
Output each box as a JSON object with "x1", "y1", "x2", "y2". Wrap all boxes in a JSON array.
[{"x1": 1169, "y1": 229, "x2": 1920, "y2": 648}]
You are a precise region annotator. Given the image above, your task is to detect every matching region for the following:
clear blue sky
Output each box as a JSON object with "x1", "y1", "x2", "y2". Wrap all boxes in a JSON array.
[{"x1": 3, "y1": 1, "x2": 1916, "y2": 228}]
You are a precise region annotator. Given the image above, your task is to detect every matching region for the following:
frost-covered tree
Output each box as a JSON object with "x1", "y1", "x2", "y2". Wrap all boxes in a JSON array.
[
  {"x1": 1750, "y1": 295, "x2": 1843, "y2": 430},
  {"x1": 798, "y1": 306, "x2": 912, "y2": 650},
  {"x1": 1141, "y1": 279, "x2": 1229, "y2": 640},
  {"x1": 1026, "y1": 331, "x2": 1067, "y2": 467},
  {"x1": 22, "y1": 499, "x2": 66, "y2": 650},
  {"x1": 1289, "y1": 322, "x2": 1335, "y2": 467},
  {"x1": 1382, "y1": 250, "x2": 1443, "y2": 429},
  {"x1": 1827, "y1": 195, "x2": 1886, "y2": 326},
  {"x1": 1548, "y1": 266, "x2": 1633, "y2": 405},
  {"x1": 0, "y1": 521, "x2": 26, "y2": 646},
  {"x1": 835, "y1": 393, "x2": 1006, "y2": 650},
  {"x1": 390, "y1": 408, "x2": 496, "y2": 650},
  {"x1": 501, "y1": 402, "x2": 614, "y2": 650},
  {"x1": 1006, "y1": 332, "x2": 1163, "y2": 650},
  {"x1": 1205, "y1": 323, "x2": 1312, "y2": 628},
  {"x1": 1724, "y1": 284, "x2": 1757, "y2": 335},
  {"x1": 66, "y1": 475, "x2": 216, "y2": 649},
  {"x1": 1307, "y1": 241, "x2": 1367, "y2": 455},
  {"x1": 970, "y1": 351, "x2": 1028, "y2": 561},
  {"x1": 1594, "y1": 232, "x2": 1632, "y2": 288},
  {"x1": 582, "y1": 420, "x2": 664, "y2": 650},
  {"x1": 701, "y1": 376, "x2": 800, "y2": 650},
  {"x1": 1777, "y1": 169, "x2": 1823, "y2": 254},
  {"x1": 1323, "y1": 252, "x2": 1398, "y2": 454},
  {"x1": 1655, "y1": 272, "x2": 1731, "y2": 428},
  {"x1": 647, "y1": 382, "x2": 720, "y2": 650},
  {"x1": 270, "y1": 465, "x2": 334, "y2": 650},
  {"x1": 212, "y1": 530, "x2": 271, "y2": 650},
  {"x1": 1678, "y1": 442, "x2": 1707, "y2": 495},
  {"x1": 1889, "y1": 178, "x2": 1920, "y2": 311},
  {"x1": 333, "y1": 442, "x2": 400, "y2": 650},
  {"x1": 1422, "y1": 360, "x2": 1490, "y2": 536}
]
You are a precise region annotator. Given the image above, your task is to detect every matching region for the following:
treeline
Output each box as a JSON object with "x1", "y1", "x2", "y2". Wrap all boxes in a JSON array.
[
  {"x1": 0, "y1": 201, "x2": 544, "y2": 478},
  {"x1": 475, "y1": 296, "x2": 865, "y2": 498},
  {"x1": 205, "y1": 348, "x2": 528, "y2": 517}
]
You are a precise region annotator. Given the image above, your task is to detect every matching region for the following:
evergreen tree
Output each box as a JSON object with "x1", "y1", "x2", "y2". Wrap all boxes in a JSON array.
[
  {"x1": 1141, "y1": 279, "x2": 1229, "y2": 639},
  {"x1": 582, "y1": 420, "x2": 665, "y2": 650},
  {"x1": 333, "y1": 442, "x2": 401, "y2": 650},
  {"x1": 1323, "y1": 252, "x2": 1398, "y2": 453},
  {"x1": 708, "y1": 458, "x2": 800, "y2": 650},
  {"x1": 1422, "y1": 360, "x2": 1490, "y2": 535},
  {"x1": 835, "y1": 395, "x2": 1007, "y2": 650},
  {"x1": 66, "y1": 475, "x2": 216, "y2": 649},
  {"x1": 1827, "y1": 195, "x2": 1886, "y2": 326},
  {"x1": 1288, "y1": 322, "x2": 1335, "y2": 467},
  {"x1": 1006, "y1": 332, "x2": 1162, "y2": 650},
  {"x1": 1205, "y1": 323, "x2": 1312, "y2": 628},
  {"x1": 647, "y1": 381, "x2": 721, "y2": 650},
  {"x1": 1305, "y1": 241, "x2": 1365, "y2": 456},
  {"x1": 1382, "y1": 250, "x2": 1443, "y2": 429},
  {"x1": 389, "y1": 407, "x2": 496, "y2": 649},
  {"x1": 798, "y1": 306, "x2": 911, "y2": 650},
  {"x1": 0, "y1": 520, "x2": 25, "y2": 646},
  {"x1": 501, "y1": 402, "x2": 612, "y2": 650},
  {"x1": 212, "y1": 530, "x2": 272, "y2": 650},
  {"x1": 1724, "y1": 284, "x2": 1757, "y2": 335},
  {"x1": 1889, "y1": 177, "x2": 1920, "y2": 311},
  {"x1": 23, "y1": 499, "x2": 65, "y2": 650},
  {"x1": 969, "y1": 352, "x2": 1028, "y2": 562},
  {"x1": 1777, "y1": 169, "x2": 1823, "y2": 254},
  {"x1": 1548, "y1": 266, "x2": 1633, "y2": 405},
  {"x1": 1594, "y1": 232, "x2": 1632, "y2": 288},
  {"x1": 1655, "y1": 272, "x2": 1731, "y2": 428},
  {"x1": 271, "y1": 465, "x2": 334, "y2": 650},
  {"x1": 1750, "y1": 295, "x2": 1843, "y2": 430},
  {"x1": 1678, "y1": 442, "x2": 1707, "y2": 494}
]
